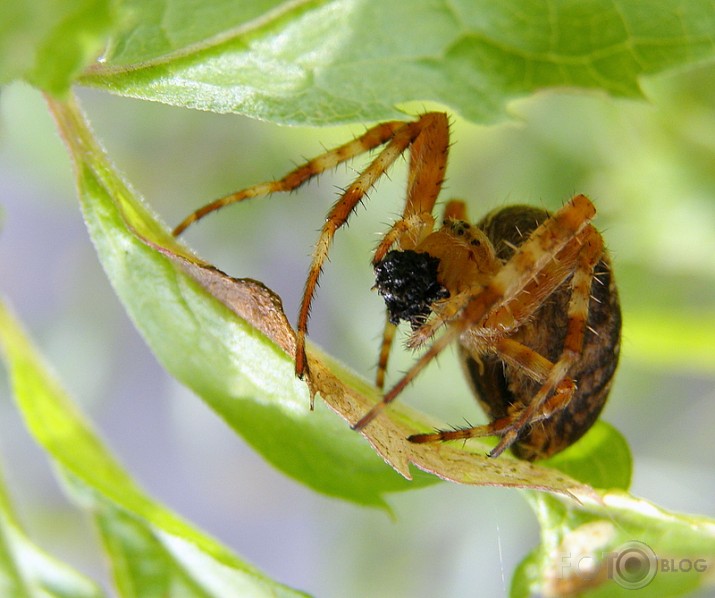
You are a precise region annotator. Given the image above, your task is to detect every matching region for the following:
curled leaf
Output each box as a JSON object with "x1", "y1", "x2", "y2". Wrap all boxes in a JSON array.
[
  {"x1": 50, "y1": 94, "x2": 600, "y2": 507},
  {"x1": 153, "y1": 207, "x2": 596, "y2": 499}
]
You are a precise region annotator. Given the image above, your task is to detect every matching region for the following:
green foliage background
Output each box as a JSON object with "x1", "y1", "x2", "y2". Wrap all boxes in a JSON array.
[{"x1": 1, "y1": 0, "x2": 715, "y2": 596}]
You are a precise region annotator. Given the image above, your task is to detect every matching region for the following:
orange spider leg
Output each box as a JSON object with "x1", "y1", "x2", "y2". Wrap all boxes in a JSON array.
[
  {"x1": 482, "y1": 223, "x2": 597, "y2": 331},
  {"x1": 354, "y1": 195, "x2": 598, "y2": 435},
  {"x1": 427, "y1": 196, "x2": 596, "y2": 346},
  {"x1": 405, "y1": 288, "x2": 480, "y2": 353},
  {"x1": 402, "y1": 113, "x2": 450, "y2": 215},
  {"x1": 375, "y1": 320, "x2": 397, "y2": 390},
  {"x1": 172, "y1": 120, "x2": 405, "y2": 236},
  {"x1": 410, "y1": 226, "x2": 604, "y2": 458},
  {"x1": 408, "y1": 196, "x2": 596, "y2": 351},
  {"x1": 296, "y1": 113, "x2": 451, "y2": 383},
  {"x1": 472, "y1": 195, "x2": 595, "y2": 310},
  {"x1": 442, "y1": 199, "x2": 469, "y2": 221},
  {"x1": 372, "y1": 112, "x2": 450, "y2": 262},
  {"x1": 488, "y1": 228, "x2": 604, "y2": 456},
  {"x1": 407, "y1": 337, "x2": 566, "y2": 442},
  {"x1": 354, "y1": 322, "x2": 465, "y2": 430},
  {"x1": 493, "y1": 337, "x2": 556, "y2": 382}
]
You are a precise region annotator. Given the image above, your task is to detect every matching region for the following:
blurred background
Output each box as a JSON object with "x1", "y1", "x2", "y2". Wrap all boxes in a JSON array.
[{"x1": 1, "y1": 60, "x2": 714, "y2": 596}]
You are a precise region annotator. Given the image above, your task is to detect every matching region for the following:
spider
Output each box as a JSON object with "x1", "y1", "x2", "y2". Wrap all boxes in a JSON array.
[{"x1": 173, "y1": 112, "x2": 621, "y2": 461}]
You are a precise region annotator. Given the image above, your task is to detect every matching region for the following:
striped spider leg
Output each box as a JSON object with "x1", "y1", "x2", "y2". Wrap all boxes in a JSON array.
[
  {"x1": 175, "y1": 112, "x2": 620, "y2": 460},
  {"x1": 358, "y1": 194, "x2": 620, "y2": 460},
  {"x1": 174, "y1": 113, "x2": 451, "y2": 397}
]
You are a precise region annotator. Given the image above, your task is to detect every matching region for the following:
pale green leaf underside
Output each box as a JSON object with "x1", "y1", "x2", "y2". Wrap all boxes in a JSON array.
[
  {"x1": 79, "y1": 0, "x2": 715, "y2": 125},
  {"x1": 0, "y1": 301, "x2": 306, "y2": 598},
  {"x1": 102, "y1": 0, "x2": 290, "y2": 65}
]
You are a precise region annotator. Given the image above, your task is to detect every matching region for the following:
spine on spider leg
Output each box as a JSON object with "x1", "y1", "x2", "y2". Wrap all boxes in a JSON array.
[
  {"x1": 173, "y1": 182, "x2": 277, "y2": 235},
  {"x1": 484, "y1": 196, "x2": 597, "y2": 303},
  {"x1": 294, "y1": 253, "x2": 324, "y2": 381},
  {"x1": 403, "y1": 112, "x2": 450, "y2": 216},
  {"x1": 557, "y1": 194, "x2": 596, "y2": 234}
]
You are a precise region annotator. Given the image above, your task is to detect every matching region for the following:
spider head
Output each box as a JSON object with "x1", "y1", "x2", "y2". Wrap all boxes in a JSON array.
[{"x1": 374, "y1": 250, "x2": 450, "y2": 330}]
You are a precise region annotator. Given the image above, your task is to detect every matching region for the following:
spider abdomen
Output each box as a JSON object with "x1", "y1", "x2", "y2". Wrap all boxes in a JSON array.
[{"x1": 461, "y1": 205, "x2": 622, "y2": 460}]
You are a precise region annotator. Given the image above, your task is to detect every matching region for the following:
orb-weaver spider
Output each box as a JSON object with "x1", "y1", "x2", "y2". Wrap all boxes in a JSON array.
[{"x1": 174, "y1": 112, "x2": 621, "y2": 461}]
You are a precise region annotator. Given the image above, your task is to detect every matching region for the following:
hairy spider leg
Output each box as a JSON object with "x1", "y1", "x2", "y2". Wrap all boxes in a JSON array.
[
  {"x1": 373, "y1": 199, "x2": 476, "y2": 389},
  {"x1": 172, "y1": 120, "x2": 405, "y2": 236},
  {"x1": 401, "y1": 223, "x2": 597, "y2": 402},
  {"x1": 371, "y1": 113, "x2": 450, "y2": 263},
  {"x1": 405, "y1": 195, "x2": 596, "y2": 354},
  {"x1": 173, "y1": 113, "x2": 448, "y2": 396},
  {"x1": 410, "y1": 224, "x2": 604, "y2": 458},
  {"x1": 296, "y1": 113, "x2": 451, "y2": 385},
  {"x1": 370, "y1": 113, "x2": 452, "y2": 388},
  {"x1": 441, "y1": 199, "x2": 469, "y2": 221},
  {"x1": 354, "y1": 194, "x2": 597, "y2": 433},
  {"x1": 375, "y1": 320, "x2": 397, "y2": 390},
  {"x1": 488, "y1": 226, "x2": 604, "y2": 456}
]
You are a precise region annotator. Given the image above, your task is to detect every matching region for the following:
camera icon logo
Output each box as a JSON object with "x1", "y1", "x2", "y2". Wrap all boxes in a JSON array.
[{"x1": 609, "y1": 541, "x2": 658, "y2": 589}]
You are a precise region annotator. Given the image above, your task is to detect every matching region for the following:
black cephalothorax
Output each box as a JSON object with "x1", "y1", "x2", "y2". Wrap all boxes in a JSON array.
[{"x1": 374, "y1": 250, "x2": 449, "y2": 329}]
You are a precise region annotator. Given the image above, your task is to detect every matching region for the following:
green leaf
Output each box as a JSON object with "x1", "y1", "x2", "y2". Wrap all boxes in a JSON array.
[
  {"x1": 46, "y1": 93, "x2": 598, "y2": 505},
  {"x1": 0, "y1": 463, "x2": 102, "y2": 598},
  {"x1": 513, "y1": 491, "x2": 715, "y2": 597},
  {"x1": 0, "y1": 0, "x2": 113, "y2": 95},
  {"x1": 102, "y1": 0, "x2": 290, "y2": 66},
  {"x1": 540, "y1": 421, "x2": 632, "y2": 491},
  {"x1": 0, "y1": 299, "x2": 307, "y2": 597},
  {"x1": 80, "y1": 0, "x2": 715, "y2": 125}
]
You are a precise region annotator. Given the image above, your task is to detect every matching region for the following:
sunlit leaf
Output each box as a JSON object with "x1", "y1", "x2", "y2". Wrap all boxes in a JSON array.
[
  {"x1": 80, "y1": 0, "x2": 715, "y2": 125},
  {"x1": 540, "y1": 421, "x2": 632, "y2": 491},
  {"x1": 102, "y1": 0, "x2": 289, "y2": 65}
]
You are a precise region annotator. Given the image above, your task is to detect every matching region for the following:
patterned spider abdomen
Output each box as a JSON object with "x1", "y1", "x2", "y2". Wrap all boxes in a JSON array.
[{"x1": 463, "y1": 206, "x2": 622, "y2": 460}]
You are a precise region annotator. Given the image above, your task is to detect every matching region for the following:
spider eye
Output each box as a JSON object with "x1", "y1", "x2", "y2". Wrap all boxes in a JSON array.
[{"x1": 374, "y1": 250, "x2": 449, "y2": 330}]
